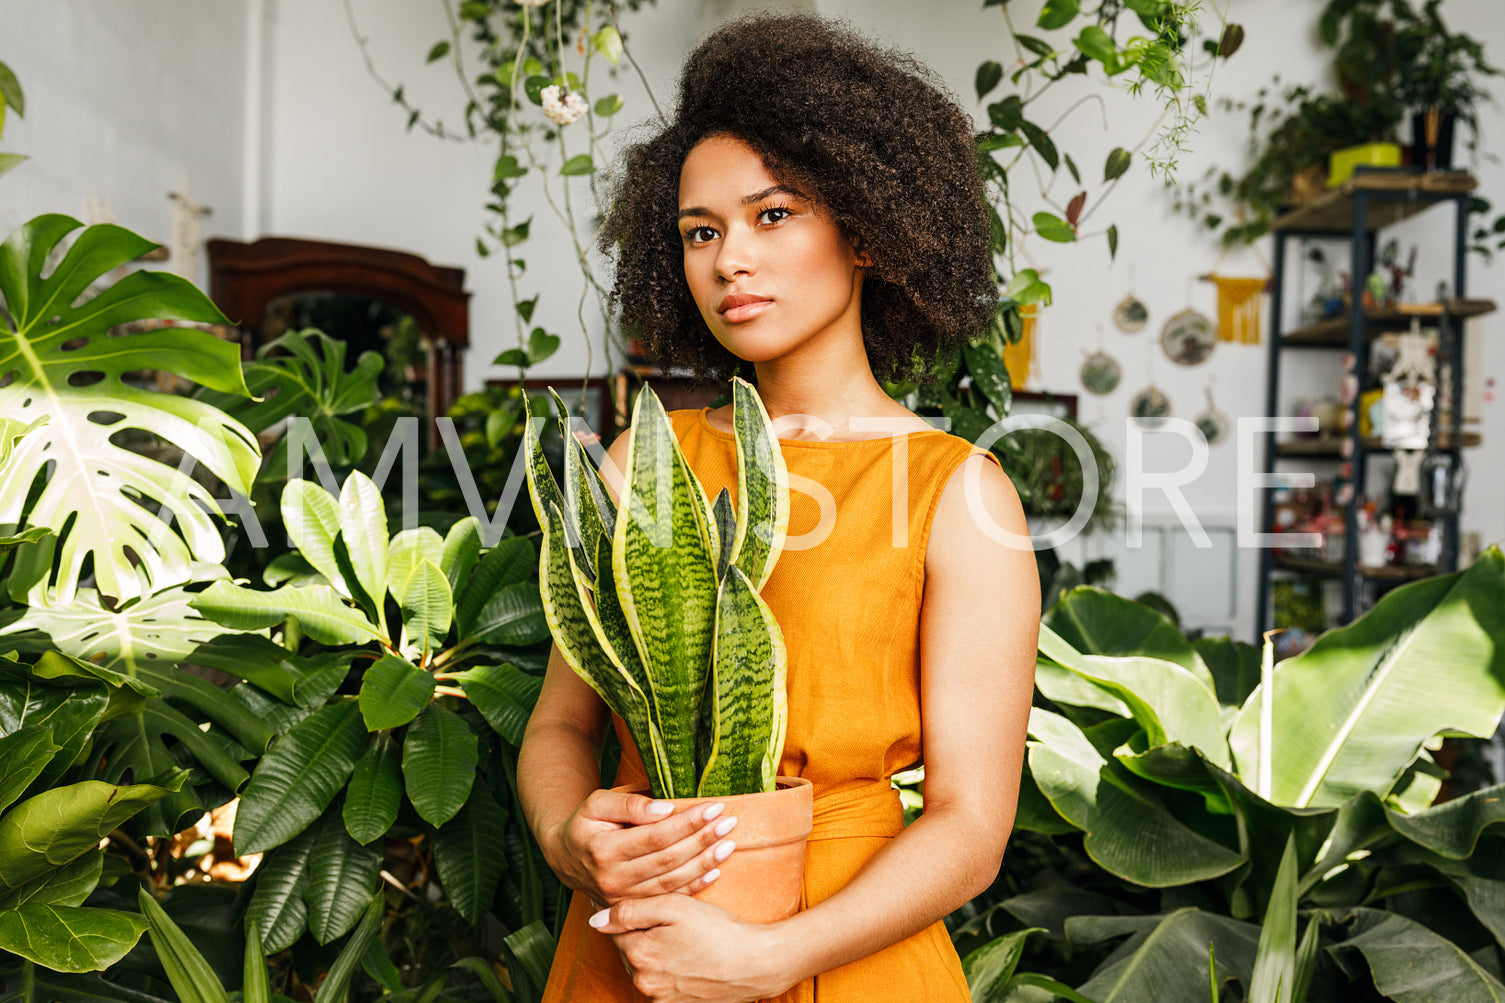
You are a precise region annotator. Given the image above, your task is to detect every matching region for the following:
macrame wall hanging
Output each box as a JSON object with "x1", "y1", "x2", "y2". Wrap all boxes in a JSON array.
[{"x1": 1204, "y1": 274, "x2": 1268, "y2": 344}]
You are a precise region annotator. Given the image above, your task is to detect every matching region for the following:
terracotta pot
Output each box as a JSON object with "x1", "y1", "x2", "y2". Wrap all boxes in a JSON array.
[{"x1": 611, "y1": 776, "x2": 813, "y2": 923}]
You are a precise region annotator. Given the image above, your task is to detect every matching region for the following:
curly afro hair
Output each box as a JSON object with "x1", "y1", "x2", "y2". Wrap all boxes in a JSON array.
[{"x1": 599, "y1": 14, "x2": 997, "y2": 384}]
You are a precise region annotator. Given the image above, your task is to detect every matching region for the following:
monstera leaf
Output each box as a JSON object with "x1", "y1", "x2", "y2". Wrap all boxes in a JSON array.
[
  {"x1": 0, "y1": 215, "x2": 261, "y2": 605},
  {"x1": 197, "y1": 327, "x2": 383, "y2": 476}
]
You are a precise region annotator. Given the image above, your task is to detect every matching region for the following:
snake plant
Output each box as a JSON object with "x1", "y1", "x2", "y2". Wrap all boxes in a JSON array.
[{"x1": 524, "y1": 378, "x2": 790, "y2": 799}]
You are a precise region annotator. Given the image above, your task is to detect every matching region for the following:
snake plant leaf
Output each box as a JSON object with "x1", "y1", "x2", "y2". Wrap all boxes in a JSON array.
[
  {"x1": 303, "y1": 809, "x2": 382, "y2": 945},
  {"x1": 522, "y1": 400, "x2": 578, "y2": 553},
  {"x1": 433, "y1": 782, "x2": 509, "y2": 924},
  {"x1": 137, "y1": 887, "x2": 231, "y2": 1003},
  {"x1": 0, "y1": 215, "x2": 260, "y2": 605},
  {"x1": 1329, "y1": 907, "x2": 1505, "y2": 1001},
  {"x1": 697, "y1": 566, "x2": 786, "y2": 797},
  {"x1": 1038, "y1": 623, "x2": 1229, "y2": 768},
  {"x1": 197, "y1": 327, "x2": 383, "y2": 473},
  {"x1": 0, "y1": 727, "x2": 59, "y2": 815},
  {"x1": 336, "y1": 471, "x2": 390, "y2": 624},
  {"x1": 192, "y1": 581, "x2": 383, "y2": 647},
  {"x1": 451, "y1": 663, "x2": 543, "y2": 746},
  {"x1": 615, "y1": 387, "x2": 718, "y2": 797},
  {"x1": 281, "y1": 478, "x2": 350, "y2": 597},
  {"x1": 1230, "y1": 549, "x2": 1505, "y2": 809},
  {"x1": 728, "y1": 376, "x2": 788, "y2": 590},
  {"x1": 402, "y1": 703, "x2": 478, "y2": 828},
  {"x1": 0, "y1": 770, "x2": 188, "y2": 892},
  {"x1": 343, "y1": 733, "x2": 401, "y2": 844},
  {"x1": 397, "y1": 558, "x2": 451, "y2": 663},
  {"x1": 1068, "y1": 908, "x2": 1261, "y2": 1003},
  {"x1": 0, "y1": 903, "x2": 150, "y2": 975},
  {"x1": 439, "y1": 517, "x2": 483, "y2": 594},
  {"x1": 234, "y1": 701, "x2": 368, "y2": 856},
  {"x1": 359, "y1": 655, "x2": 436, "y2": 731},
  {"x1": 711, "y1": 488, "x2": 735, "y2": 581},
  {"x1": 1046, "y1": 586, "x2": 1211, "y2": 686},
  {"x1": 0, "y1": 850, "x2": 102, "y2": 911},
  {"x1": 454, "y1": 535, "x2": 533, "y2": 637},
  {"x1": 245, "y1": 826, "x2": 317, "y2": 953},
  {"x1": 550, "y1": 388, "x2": 614, "y2": 581}
]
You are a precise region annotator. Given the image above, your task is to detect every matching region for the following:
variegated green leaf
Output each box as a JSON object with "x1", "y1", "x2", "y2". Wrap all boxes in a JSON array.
[
  {"x1": 551, "y1": 388, "x2": 615, "y2": 582},
  {"x1": 614, "y1": 388, "x2": 718, "y2": 798},
  {"x1": 728, "y1": 376, "x2": 788, "y2": 590},
  {"x1": 711, "y1": 488, "x2": 735, "y2": 582},
  {"x1": 697, "y1": 566, "x2": 787, "y2": 797}
]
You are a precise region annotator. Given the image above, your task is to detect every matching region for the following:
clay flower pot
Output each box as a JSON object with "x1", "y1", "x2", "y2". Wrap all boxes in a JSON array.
[{"x1": 613, "y1": 776, "x2": 813, "y2": 923}]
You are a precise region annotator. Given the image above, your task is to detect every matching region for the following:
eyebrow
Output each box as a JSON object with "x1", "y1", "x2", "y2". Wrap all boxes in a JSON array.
[{"x1": 677, "y1": 184, "x2": 805, "y2": 220}]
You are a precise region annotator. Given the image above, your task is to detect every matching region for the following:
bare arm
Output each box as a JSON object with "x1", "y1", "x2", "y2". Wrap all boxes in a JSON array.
[{"x1": 593, "y1": 454, "x2": 1040, "y2": 1001}]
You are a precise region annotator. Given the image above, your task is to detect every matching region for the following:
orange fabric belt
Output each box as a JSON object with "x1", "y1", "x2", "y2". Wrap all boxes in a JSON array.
[{"x1": 806, "y1": 780, "x2": 905, "y2": 842}]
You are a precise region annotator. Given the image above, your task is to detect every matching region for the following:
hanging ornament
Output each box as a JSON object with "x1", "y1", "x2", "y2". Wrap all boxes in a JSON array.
[
  {"x1": 1161, "y1": 307, "x2": 1217, "y2": 366},
  {"x1": 1131, "y1": 386, "x2": 1172, "y2": 427},
  {"x1": 1194, "y1": 378, "x2": 1230, "y2": 445},
  {"x1": 1205, "y1": 274, "x2": 1267, "y2": 344},
  {"x1": 1079, "y1": 325, "x2": 1120, "y2": 395},
  {"x1": 1113, "y1": 262, "x2": 1148, "y2": 333}
]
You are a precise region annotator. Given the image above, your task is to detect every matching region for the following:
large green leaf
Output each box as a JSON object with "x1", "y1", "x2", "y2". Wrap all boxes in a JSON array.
[
  {"x1": 397, "y1": 558, "x2": 451, "y2": 662},
  {"x1": 0, "y1": 215, "x2": 260, "y2": 604},
  {"x1": 343, "y1": 733, "x2": 401, "y2": 844},
  {"x1": 0, "y1": 961, "x2": 181, "y2": 1001},
  {"x1": 452, "y1": 662, "x2": 543, "y2": 746},
  {"x1": 280, "y1": 478, "x2": 349, "y2": 597},
  {"x1": 245, "y1": 827, "x2": 317, "y2": 953},
  {"x1": 433, "y1": 783, "x2": 509, "y2": 924},
  {"x1": 469, "y1": 582, "x2": 547, "y2": 646},
  {"x1": 0, "y1": 771, "x2": 187, "y2": 891},
  {"x1": 197, "y1": 327, "x2": 381, "y2": 473},
  {"x1": 387, "y1": 528, "x2": 445, "y2": 605},
  {"x1": 402, "y1": 704, "x2": 477, "y2": 827},
  {"x1": 0, "y1": 904, "x2": 149, "y2": 974},
  {"x1": 1230, "y1": 550, "x2": 1505, "y2": 808},
  {"x1": 1046, "y1": 587, "x2": 1210, "y2": 685},
  {"x1": 614, "y1": 387, "x2": 718, "y2": 797},
  {"x1": 234, "y1": 701, "x2": 368, "y2": 855},
  {"x1": 137, "y1": 887, "x2": 231, "y2": 1003},
  {"x1": 962, "y1": 927, "x2": 1044, "y2": 1000},
  {"x1": 727, "y1": 376, "x2": 788, "y2": 591},
  {"x1": 191, "y1": 581, "x2": 383, "y2": 647},
  {"x1": 1247, "y1": 836, "x2": 1299, "y2": 1003},
  {"x1": 1069, "y1": 909, "x2": 1261, "y2": 1003},
  {"x1": 453, "y1": 536, "x2": 534, "y2": 638},
  {"x1": 1329, "y1": 907, "x2": 1505, "y2": 1001},
  {"x1": 303, "y1": 809, "x2": 382, "y2": 945},
  {"x1": 439, "y1": 518, "x2": 483, "y2": 595},
  {"x1": 1194, "y1": 635, "x2": 1262, "y2": 709},
  {"x1": 0, "y1": 727, "x2": 58, "y2": 814},
  {"x1": 312, "y1": 892, "x2": 383, "y2": 1003},
  {"x1": 359, "y1": 654, "x2": 435, "y2": 731},
  {"x1": 0, "y1": 851, "x2": 102, "y2": 910},
  {"x1": 696, "y1": 567, "x2": 786, "y2": 797}
]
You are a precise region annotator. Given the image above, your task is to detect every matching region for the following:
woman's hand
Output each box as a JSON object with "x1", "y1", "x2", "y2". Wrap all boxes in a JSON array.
[
  {"x1": 587, "y1": 895, "x2": 799, "y2": 1003},
  {"x1": 542, "y1": 789, "x2": 739, "y2": 906}
]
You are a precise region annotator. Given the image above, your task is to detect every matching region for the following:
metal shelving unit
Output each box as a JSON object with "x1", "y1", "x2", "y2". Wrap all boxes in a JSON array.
[{"x1": 1254, "y1": 169, "x2": 1493, "y2": 637}]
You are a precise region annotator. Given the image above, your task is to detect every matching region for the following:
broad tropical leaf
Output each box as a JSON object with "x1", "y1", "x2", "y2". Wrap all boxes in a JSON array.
[
  {"x1": 402, "y1": 704, "x2": 477, "y2": 827},
  {"x1": 0, "y1": 851, "x2": 102, "y2": 910},
  {"x1": 1230, "y1": 549, "x2": 1505, "y2": 808},
  {"x1": 433, "y1": 783, "x2": 509, "y2": 923},
  {"x1": 359, "y1": 655, "x2": 435, "y2": 731},
  {"x1": 0, "y1": 904, "x2": 149, "y2": 974},
  {"x1": 303, "y1": 810, "x2": 382, "y2": 945},
  {"x1": 245, "y1": 827, "x2": 317, "y2": 954},
  {"x1": 454, "y1": 535, "x2": 534, "y2": 637},
  {"x1": 469, "y1": 581, "x2": 547, "y2": 646},
  {"x1": 0, "y1": 214, "x2": 260, "y2": 604},
  {"x1": 312, "y1": 892, "x2": 383, "y2": 1003},
  {"x1": 1069, "y1": 909, "x2": 1261, "y2": 1003},
  {"x1": 1329, "y1": 908, "x2": 1505, "y2": 1002},
  {"x1": 387, "y1": 527, "x2": 445, "y2": 604},
  {"x1": 191, "y1": 581, "x2": 383, "y2": 647},
  {"x1": 1047, "y1": 586, "x2": 1210, "y2": 685},
  {"x1": 961, "y1": 927, "x2": 1044, "y2": 1000},
  {"x1": 343, "y1": 734, "x2": 401, "y2": 844},
  {"x1": 0, "y1": 727, "x2": 58, "y2": 814},
  {"x1": 234, "y1": 701, "x2": 367, "y2": 855},
  {"x1": 439, "y1": 518, "x2": 483, "y2": 594},
  {"x1": 336, "y1": 471, "x2": 390, "y2": 624},
  {"x1": 452, "y1": 662, "x2": 543, "y2": 746}
]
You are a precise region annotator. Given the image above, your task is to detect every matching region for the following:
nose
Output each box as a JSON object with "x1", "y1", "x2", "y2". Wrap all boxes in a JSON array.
[{"x1": 714, "y1": 226, "x2": 755, "y2": 282}]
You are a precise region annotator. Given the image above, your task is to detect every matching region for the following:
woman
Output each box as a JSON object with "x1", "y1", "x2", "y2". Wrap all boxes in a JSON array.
[{"x1": 516, "y1": 14, "x2": 1039, "y2": 1002}]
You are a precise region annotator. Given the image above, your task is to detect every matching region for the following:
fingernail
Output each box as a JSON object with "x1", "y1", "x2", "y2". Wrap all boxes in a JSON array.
[
  {"x1": 589, "y1": 908, "x2": 611, "y2": 929},
  {"x1": 714, "y1": 815, "x2": 737, "y2": 837},
  {"x1": 714, "y1": 840, "x2": 735, "y2": 862},
  {"x1": 702, "y1": 802, "x2": 724, "y2": 821},
  {"x1": 648, "y1": 801, "x2": 673, "y2": 815},
  {"x1": 703, "y1": 868, "x2": 721, "y2": 884}
]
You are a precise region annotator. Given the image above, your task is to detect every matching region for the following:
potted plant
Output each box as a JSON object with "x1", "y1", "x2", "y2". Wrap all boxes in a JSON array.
[
  {"x1": 522, "y1": 377, "x2": 812, "y2": 923},
  {"x1": 1392, "y1": 0, "x2": 1499, "y2": 169}
]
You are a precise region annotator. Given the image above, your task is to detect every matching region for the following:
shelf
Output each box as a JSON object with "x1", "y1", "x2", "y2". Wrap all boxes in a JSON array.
[
  {"x1": 1282, "y1": 299, "x2": 1497, "y2": 346},
  {"x1": 1275, "y1": 432, "x2": 1482, "y2": 458},
  {"x1": 1273, "y1": 554, "x2": 1437, "y2": 581},
  {"x1": 1273, "y1": 170, "x2": 1476, "y2": 233}
]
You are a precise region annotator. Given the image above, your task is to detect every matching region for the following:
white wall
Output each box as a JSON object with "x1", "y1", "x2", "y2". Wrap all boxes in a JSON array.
[{"x1": 1, "y1": 0, "x2": 249, "y2": 282}]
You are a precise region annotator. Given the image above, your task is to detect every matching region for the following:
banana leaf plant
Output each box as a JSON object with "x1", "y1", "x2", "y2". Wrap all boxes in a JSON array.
[
  {"x1": 961, "y1": 551, "x2": 1505, "y2": 1003},
  {"x1": 523, "y1": 378, "x2": 790, "y2": 800},
  {"x1": 189, "y1": 469, "x2": 558, "y2": 951}
]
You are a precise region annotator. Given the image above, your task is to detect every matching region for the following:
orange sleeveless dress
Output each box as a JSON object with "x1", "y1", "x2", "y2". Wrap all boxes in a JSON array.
[{"x1": 540, "y1": 407, "x2": 997, "y2": 1002}]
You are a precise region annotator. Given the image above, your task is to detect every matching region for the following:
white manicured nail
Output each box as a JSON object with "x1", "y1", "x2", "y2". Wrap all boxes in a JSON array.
[
  {"x1": 714, "y1": 815, "x2": 737, "y2": 837},
  {"x1": 589, "y1": 908, "x2": 611, "y2": 928},
  {"x1": 703, "y1": 868, "x2": 721, "y2": 884},
  {"x1": 702, "y1": 802, "x2": 724, "y2": 821},
  {"x1": 714, "y1": 840, "x2": 735, "y2": 862},
  {"x1": 648, "y1": 801, "x2": 673, "y2": 815}
]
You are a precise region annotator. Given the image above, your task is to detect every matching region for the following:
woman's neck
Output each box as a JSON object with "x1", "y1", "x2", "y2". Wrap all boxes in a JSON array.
[{"x1": 747, "y1": 351, "x2": 924, "y2": 442}]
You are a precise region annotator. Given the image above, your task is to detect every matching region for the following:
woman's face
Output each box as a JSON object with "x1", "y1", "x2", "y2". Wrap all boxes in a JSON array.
[{"x1": 677, "y1": 134, "x2": 866, "y2": 366}]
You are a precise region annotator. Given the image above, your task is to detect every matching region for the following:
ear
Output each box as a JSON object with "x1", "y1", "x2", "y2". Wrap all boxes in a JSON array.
[{"x1": 852, "y1": 240, "x2": 873, "y2": 269}]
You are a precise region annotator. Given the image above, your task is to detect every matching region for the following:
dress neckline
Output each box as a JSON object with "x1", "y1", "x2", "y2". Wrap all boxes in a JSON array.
[{"x1": 694, "y1": 407, "x2": 949, "y2": 448}]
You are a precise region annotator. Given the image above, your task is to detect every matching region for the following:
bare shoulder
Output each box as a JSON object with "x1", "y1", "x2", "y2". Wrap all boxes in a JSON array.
[{"x1": 926, "y1": 452, "x2": 1035, "y2": 595}]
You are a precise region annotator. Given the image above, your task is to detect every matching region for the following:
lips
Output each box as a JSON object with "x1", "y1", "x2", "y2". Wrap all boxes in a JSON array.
[{"x1": 717, "y1": 293, "x2": 773, "y2": 323}]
